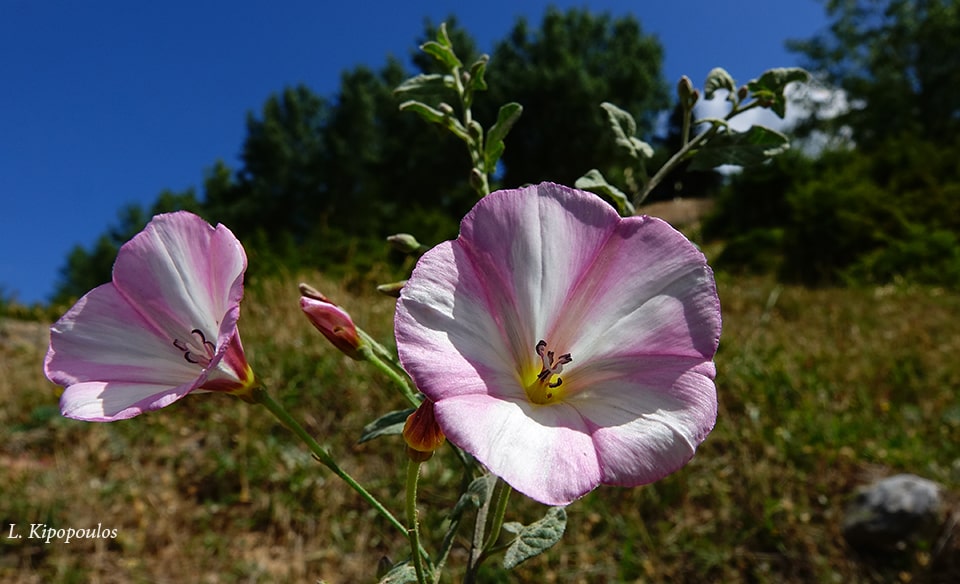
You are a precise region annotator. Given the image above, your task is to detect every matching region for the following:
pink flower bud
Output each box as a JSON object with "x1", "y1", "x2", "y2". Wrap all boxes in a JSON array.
[{"x1": 299, "y1": 294, "x2": 363, "y2": 360}]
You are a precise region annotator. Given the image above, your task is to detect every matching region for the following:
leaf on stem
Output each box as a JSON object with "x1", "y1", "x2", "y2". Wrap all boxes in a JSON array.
[
  {"x1": 484, "y1": 102, "x2": 523, "y2": 173},
  {"x1": 704, "y1": 67, "x2": 737, "y2": 100},
  {"x1": 467, "y1": 55, "x2": 490, "y2": 94},
  {"x1": 746, "y1": 67, "x2": 810, "y2": 118},
  {"x1": 575, "y1": 169, "x2": 635, "y2": 216},
  {"x1": 399, "y1": 100, "x2": 471, "y2": 142},
  {"x1": 421, "y1": 23, "x2": 462, "y2": 71},
  {"x1": 449, "y1": 476, "x2": 490, "y2": 520},
  {"x1": 378, "y1": 562, "x2": 418, "y2": 584},
  {"x1": 393, "y1": 74, "x2": 456, "y2": 101},
  {"x1": 502, "y1": 507, "x2": 567, "y2": 570},
  {"x1": 359, "y1": 408, "x2": 417, "y2": 444},
  {"x1": 600, "y1": 102, "x2": 654, "y2": 160},
  {"x1": 686, "y1": 125, "x2": 790, "y2": 171}
]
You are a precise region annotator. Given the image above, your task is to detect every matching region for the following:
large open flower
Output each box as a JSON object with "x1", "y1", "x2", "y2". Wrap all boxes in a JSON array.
[
  {"x1": 395, "y1": 183, "x2": 721, "y2": 505},
  {"x1": 45, "y1": 211, "x2": 256, "y2": 422}
]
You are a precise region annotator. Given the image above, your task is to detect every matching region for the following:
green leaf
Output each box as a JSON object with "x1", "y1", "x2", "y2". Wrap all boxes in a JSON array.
[
  {"x1": 687, "y1": 125, "x2": 790, "y2": 171},
  {"x1": 421, "y1": 40, "x2": 463, "y2": 71},
  {"x1": 575, "y1": 169, "x2": 635, "y2": 216},
  {"x1": 393, "y1": 73, "x2": 455, "y2": 100},
  {"x1": 600, "y1": 102, "x2": 653, "y2": 160},
  {"x1": 449, "y1": 475, "x2": 490, "y2": 520},
  {"x1": 358, "y1": 408, "x2": 415, "y2": 444},
  {"x1": 399, "y1": 100, "x2": 470, "y2": 142},
  {"x1": 378, "y1": 562, "x2": 418, "y2": 584},
  {"x1": 467, "y1": 55, "x2": 489, "y2": 94},
  {"x1": 421, "y1": 23, "x2": 462, "y2": 71},
  {"x1": 746, "y1": 67, "x2": 810, "y2": 118},
  {"x1": 484, "y1": 102, "x2": 523, "y2": 173},
  {"x1": 502, "y1": 506, "x2": 567, "y2": 570},
  {"x1": 704, "y1": 67, "x2": 737, "y2": 100}
]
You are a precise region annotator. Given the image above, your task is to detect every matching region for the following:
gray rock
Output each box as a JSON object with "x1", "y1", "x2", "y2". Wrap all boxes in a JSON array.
[{"x1": 842, "y1": 473, "x2": 943, "y2": 552}]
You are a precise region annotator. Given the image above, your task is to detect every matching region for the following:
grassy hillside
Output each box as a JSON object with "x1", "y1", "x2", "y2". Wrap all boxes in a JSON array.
[{"x1": 2, "y1": 271, "x2": 958, "y2": 582}]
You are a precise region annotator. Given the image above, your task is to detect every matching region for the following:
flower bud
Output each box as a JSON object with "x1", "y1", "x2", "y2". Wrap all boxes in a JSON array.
[
  {"x1": 677, "y1": 75, "x2": 695, "y2": 103},
  {"x1": 299, "y1": 293, "x2": 364, "y2": 360},
  {"x1": 403, "y1": 400, "x2": 446, "y2": 461},
  {"x1": 376, "y1": 280, "x2": 407, "y2": 298},
  {"x1": 386, "y1": 233, "x2": 426, "y2": 255}
]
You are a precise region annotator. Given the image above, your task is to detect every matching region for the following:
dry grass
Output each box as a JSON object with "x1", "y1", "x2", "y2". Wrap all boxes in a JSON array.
[{"x1": 2, "y1": 271, "x2": 958, "y2": 583}]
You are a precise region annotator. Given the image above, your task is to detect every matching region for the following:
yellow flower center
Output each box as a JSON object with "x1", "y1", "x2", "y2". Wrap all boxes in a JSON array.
[{"x1": 523, "y1": 340, "x2": 572, "y2": 405}]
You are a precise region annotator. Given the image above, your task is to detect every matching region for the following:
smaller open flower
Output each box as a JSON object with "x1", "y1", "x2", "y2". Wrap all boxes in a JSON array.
[
  {"x1": 299, "y1": 284, "x2": 363, "y2": 359},
  {"x1": 45, "y1": 212, "x2": 256, "y2": 422}
]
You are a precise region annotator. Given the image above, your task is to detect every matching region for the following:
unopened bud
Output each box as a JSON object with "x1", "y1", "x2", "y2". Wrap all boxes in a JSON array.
[
  {"x1": 403, "y1": 400, "x2": 446, "y2": 461},
  {"x1": 386, "y1": 233, "x2": 426, "y2": 254},
  {"x1": 299, "y1": 282, "x2": 329, "y2": 301},
  {"x1": 300, "y1": 294, "x2": 364, "y2": 360},
  {"x1": 376, "y1": 280, "x2": 407, "y2": 298},
  {"x1": 438, "y1": 102, "x2": 455, "y2": 116},
  {"x1": 677, "y1": 76, "x2": 695, "y2": 103},
  {"x1": 737, "y1": 85, "x2": 749, "y2": 101}
]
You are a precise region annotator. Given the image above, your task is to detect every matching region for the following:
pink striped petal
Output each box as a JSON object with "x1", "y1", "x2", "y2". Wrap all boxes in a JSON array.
[
  {"x1": 396, "y1": 183, "x2": 721, "y2": 505},
  {"x1": 45, "y1": 211, "x2": 255, "y2": 422}
]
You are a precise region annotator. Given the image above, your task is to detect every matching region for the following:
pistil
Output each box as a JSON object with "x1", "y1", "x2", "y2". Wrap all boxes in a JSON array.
[{"x1": 524, "y1": 339, "x2": 572, "y2": 404}]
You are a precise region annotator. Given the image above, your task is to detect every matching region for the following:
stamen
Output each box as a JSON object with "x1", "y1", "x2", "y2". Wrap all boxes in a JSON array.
[
  {"x1": 173, "y1": 328, "x2": 217, "y2": 367},
  {"x1": 526, "y1": 339, "x2": 573, "y2": 404}
]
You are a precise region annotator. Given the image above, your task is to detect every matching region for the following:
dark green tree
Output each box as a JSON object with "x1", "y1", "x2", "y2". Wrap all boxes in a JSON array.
[
  {"x1": 789, "y1": 0, "x2": 960, "y2": 148},
  {"x1": 481, "y1": 8, "x2": 670, "y2": 187}
]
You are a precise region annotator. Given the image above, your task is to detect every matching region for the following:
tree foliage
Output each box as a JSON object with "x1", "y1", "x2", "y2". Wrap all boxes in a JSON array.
[
  {"x1": 481, "y1": 8, "x2": 669, "y2": 188},
  {"x1": 789, "y1": 0, "x2": 960, "y2": 148},
  {"x1": 705, "y1": 0, "x2": 960, "y2": 286},
  {"x1": 53, "y1": 8, "x2": 673, "y2": 302}
]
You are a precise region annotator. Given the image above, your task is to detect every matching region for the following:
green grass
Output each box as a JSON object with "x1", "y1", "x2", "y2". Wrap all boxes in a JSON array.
[{"x1": 2, "y1": 271, "x2": 958, "y2": 582}]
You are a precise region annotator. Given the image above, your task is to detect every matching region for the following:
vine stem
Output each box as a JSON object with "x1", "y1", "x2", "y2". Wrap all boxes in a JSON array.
[
  {"x1": 633, "y1": 97, "x2": 765, "y2": 210},
  {"x1": 250, "y1": 386, "x2": 408, "y2": 537},
  {"x1": 356, "y1": 332, "x2": 420, "y2": 407},
  {"x1": 406, "y1": 460, "x2": 428, "y2": 584}
]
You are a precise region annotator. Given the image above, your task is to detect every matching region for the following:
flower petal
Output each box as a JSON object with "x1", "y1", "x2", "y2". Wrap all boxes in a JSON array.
[
  {"x1": 571, "y1": 363, "x2": 718, "y2": 486},
  {"x1": 111, "y1": 212, "x2": 246, "y2": 347},
  {"x1": 434, "y1": 394, "x2": 601, "y2": 505},
  {"x1": 59, "y1": 380, "x2": 195, "y2": 421},
  {"x1": 455, "y1": 183, "x2": 620, "y2": 356},
  {"x1": 396, "y1": 241, "x2": 529, "y2": 401},
  {"x1": 45, "y1": 283, "x2": 201, "y2": 388},
  {"x1": 550, "y1": 214, "x2": 721, "y2": 363}
]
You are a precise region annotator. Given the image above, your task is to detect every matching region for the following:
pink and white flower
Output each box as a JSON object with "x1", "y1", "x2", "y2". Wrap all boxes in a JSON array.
[
  {"x1": 395, "y1": 183, "x2": 721, "y2": 505},
  {"x1": 45, "y1": 211, "x2": 256, "y2": 422}
]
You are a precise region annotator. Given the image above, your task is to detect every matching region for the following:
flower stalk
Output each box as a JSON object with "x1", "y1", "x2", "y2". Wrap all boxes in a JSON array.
[{"x1": 250, "y1": 386, "x2": 409, "y2": 538}]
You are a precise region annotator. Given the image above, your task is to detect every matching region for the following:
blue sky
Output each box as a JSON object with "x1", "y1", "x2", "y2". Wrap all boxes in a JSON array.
[{"x1": 0, "y1": 0, "x2": 827, "y2": 304}]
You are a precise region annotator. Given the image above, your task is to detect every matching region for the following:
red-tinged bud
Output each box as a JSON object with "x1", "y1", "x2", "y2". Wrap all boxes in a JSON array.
[
  {"x1": 403, "y1": 400, "x2": 446, "y2": 461},
  {"x1": 299, "y1": 294, "x2": 364, "y2": 360}
]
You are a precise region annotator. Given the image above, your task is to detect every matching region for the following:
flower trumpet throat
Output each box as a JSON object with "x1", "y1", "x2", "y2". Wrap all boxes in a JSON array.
[{"x1": 524, "y1": 340, "x2": 572, "y2": 405}]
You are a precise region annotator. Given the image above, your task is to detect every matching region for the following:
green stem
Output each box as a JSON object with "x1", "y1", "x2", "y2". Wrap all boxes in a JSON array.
[
  {"x1": 356, "y1": 331, "x2": 420, "y2": 407},
  {"x1": 634, "y1": 94, "x2": 766, "y2": 210},
  {"x1": 481, "y1": 482, "x2": 511, "y2": 554},
  {"x1": 251, "y1": 387, "x2": 407, "y2": 536},
  {"x1": 635, "y1": 129, "x2": 712, "y2": 209},
  {"x1": 406, "y1": 460, "x2": 428, "y2": 584}
]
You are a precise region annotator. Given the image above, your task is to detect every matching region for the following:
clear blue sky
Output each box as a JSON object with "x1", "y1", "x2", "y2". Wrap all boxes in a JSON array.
[{"x1": 0, "y1": 0, "x2": 826, "y2": 304}]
